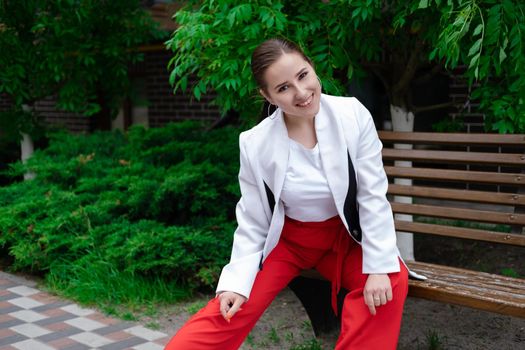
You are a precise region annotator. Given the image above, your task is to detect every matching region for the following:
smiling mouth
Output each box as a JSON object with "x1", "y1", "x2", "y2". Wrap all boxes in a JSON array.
[{"x1": 296, "y1": 93, "x2": 314, "y2": 107}]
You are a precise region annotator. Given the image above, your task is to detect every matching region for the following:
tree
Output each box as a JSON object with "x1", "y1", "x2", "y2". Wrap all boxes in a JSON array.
[
  {"x1": 167, "y1": 0, "x2": 524, "y2": 130},
  {"x1": 167, "y1": 0, "x2": 525, "y2": 259},
  {"x1": 0, "y1": 0, "x2": 165, "y2": 163}
]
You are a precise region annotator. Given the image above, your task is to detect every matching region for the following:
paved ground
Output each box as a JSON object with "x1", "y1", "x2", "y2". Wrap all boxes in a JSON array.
[{"x1": 0, "y1": 272, "x2": 170, "y2": 350}]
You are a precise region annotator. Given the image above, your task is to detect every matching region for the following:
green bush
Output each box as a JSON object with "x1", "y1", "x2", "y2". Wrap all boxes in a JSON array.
[{"x1": 0, "y1": 121, "x2": 240, "y2": 304}]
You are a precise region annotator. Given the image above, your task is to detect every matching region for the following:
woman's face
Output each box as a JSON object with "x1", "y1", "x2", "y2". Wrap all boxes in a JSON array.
[{"x1": 260, "y1": 52, "x2": 321, "y2": 120}]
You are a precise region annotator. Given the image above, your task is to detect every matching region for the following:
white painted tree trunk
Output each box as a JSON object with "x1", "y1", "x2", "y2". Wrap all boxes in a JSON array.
[
  {"x1": 111, "y1": 106, "x2": 149, "y2": 131},
  {"x1": 21, "y1": 104, "x2": 35, "y2": 180},
  {"x1": 20, "y1": 132, "x2": 35, "y2": 180},
  {"x1": 390, "y1": 105, "x2": 415, "y2": 261}
]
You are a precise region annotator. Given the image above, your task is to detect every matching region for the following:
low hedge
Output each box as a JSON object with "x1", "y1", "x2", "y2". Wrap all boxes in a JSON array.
[{"x1": 0, "y1": 121, "x2": 240, "y2": 303}]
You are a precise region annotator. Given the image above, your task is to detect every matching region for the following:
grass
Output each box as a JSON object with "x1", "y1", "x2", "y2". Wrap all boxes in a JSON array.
[
  {"x1": 241, "y1": 318, "x2": 320, "y2": 350},
  {"x1": 186, "y1": 300, "x2": 207, "y2": 315},
  {"x1": 144, "y1": 321, "x2": 161, "y2": 330},
  {"x1": 268, "y1": 327, "x2": 281, "y2": 344},
  {"x1": 501, "y1": 267, "x2": 520, "y2": 278},
  {"x1": 425, "y1": 329, "x2": 446, "y2": 350},
  {"x1": 413, "y1": 329, "x2": 448, "y2": 350},
  {"x1": 245, "y1": 334, "x2": 255, "y2": 346},
  {"x1": 289, "y1": 338, "x2": 323, "y2": 350},
  {"x1": 44, "y1": 258, "x2": 191, "y2": 320}
]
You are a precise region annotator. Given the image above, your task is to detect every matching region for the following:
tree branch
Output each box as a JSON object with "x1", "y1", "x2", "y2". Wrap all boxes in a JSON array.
[
  {"x1": 413, "y1": 101, "x2": 455, "y2": 114},
  {"x1": 371, "y1": 68, "x2": 392, "y2": 97},
  {"x1": 392, "y1": 40, "x2": 423, "y2": 94},
  {"x1": 413, "y1": 64, "x2": 443, "y2": 86}
]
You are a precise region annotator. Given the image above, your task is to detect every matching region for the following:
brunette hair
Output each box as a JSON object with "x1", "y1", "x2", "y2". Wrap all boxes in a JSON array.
[{"x1": 251, "y1": 38, "x2": 313, "y2": 91}]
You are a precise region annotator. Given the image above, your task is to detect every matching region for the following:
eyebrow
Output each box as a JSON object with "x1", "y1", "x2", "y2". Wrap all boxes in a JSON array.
[{"x1": 273, "y1": 67, "x2": 308, "y2": 90}]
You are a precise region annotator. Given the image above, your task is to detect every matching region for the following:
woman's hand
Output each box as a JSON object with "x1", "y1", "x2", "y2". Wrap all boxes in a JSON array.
[
  {"x1": 217, "y1": 291, "x2": 247, "y2": 322},
  {"x1": 363, "y1": 274, "x2": 393, "y2": 315}
]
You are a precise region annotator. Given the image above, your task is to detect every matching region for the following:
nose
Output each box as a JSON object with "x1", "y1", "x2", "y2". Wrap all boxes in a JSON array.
[{"x1": 295, "y1": 84, "x2": 308, "y2": 100}]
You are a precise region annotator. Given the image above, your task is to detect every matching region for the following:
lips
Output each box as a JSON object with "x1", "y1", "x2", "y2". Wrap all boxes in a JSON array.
[{"x1": 296, "y1": 93, "x2": 313, "y2": 107}]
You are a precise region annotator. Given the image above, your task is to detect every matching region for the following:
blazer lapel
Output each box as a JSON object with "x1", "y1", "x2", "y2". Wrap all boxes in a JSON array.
[
  {"x1": 259, "y1": 108, "x2": 290, "y2": 205},
  {"x1": 315, "y1": 96, "x2": 350, "y2": 220}
]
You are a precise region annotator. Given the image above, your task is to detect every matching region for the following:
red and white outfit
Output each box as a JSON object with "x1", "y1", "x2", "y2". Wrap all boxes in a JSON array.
[{"x1": 165, "y1": 95, "x2": 411, "y2": 349}]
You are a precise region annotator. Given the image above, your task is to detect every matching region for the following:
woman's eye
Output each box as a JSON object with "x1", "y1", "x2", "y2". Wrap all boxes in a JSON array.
[
  {"x1": 299, "y1": 72, "x2": 308, "y2": 79},
  {"x1": 278, "y1": 85, "x2": 288, "y2": 92}
]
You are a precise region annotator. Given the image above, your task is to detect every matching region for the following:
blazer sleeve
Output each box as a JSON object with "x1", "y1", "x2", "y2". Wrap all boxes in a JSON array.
[
  {"x1": 352, "y1": 99, "x2": 400, "y2": 274},
  {"x1": 215, "y1": 131, "x2": 270, "y2": 299}
]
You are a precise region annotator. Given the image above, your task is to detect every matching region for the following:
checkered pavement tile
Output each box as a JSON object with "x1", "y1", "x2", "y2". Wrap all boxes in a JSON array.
[{"x1": 0, "y1": 275, "x2": 170, "y2": 350}]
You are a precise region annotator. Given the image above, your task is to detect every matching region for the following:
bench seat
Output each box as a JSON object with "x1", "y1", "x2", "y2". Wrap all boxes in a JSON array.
[{"x1": 407, "y1": 261, "x2": 525, "y2": 318}]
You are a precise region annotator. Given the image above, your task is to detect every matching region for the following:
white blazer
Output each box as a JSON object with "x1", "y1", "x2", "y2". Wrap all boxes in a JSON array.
[{"x1": 216, "y1": 94, "x2": 405, "y2": 299}]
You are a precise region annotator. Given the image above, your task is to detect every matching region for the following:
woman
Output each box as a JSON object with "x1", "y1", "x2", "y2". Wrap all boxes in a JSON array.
[{"x1": 165, "y1": 38, "x2": 409, "y2": 350}]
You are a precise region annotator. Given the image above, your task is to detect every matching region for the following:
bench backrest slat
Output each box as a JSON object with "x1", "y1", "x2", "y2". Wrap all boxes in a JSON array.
[
  {"x1": 385, "y1": 166, "x2": 523, "y2": 185},
  {"x1": 388, "y1": 184, "x2": 525, "y2": 206},
  {"x1": 394, "y1": 221, "x2": 525, "y2": 246},
  {"x1": 391, "y1": 202, "x2": 525, "y2": 225},
  {"x1": 378, "y1": 131, "x2": 525, "y2": 146},
  {"x1": 383, "y1": 148, "x2": 525, "y2": 166}
]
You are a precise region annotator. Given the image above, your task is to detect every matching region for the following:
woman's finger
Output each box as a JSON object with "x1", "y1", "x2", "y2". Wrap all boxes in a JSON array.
[
  {"x1": 379, "y1": 292, "x2": 388, "y2": 305},
  {"x1": 364, "y1": 293, "x2": 376, "y2": 315},
  {"x1": 219, "y1": 295, "x2": 231, "y2": 320},
  {"x1": 386, "y1": 287, "x2": 393, "y2": 301},
  {"x1": 226, "y1": 297, "x2": 244, "y2": 320}
]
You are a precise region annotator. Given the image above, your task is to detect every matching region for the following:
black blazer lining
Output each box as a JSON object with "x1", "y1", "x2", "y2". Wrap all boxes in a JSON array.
[
  {"x1": 264, "y1": 181, "x2": 275, "y2": 215},
  {"x1": 344, "y1": 152, "x2": 362, "y2": 241}
]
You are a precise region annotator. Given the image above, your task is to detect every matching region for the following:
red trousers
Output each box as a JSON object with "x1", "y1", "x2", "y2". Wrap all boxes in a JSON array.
[{"x1": 165, "y1": 216, "x2": 408, "y2": 350}]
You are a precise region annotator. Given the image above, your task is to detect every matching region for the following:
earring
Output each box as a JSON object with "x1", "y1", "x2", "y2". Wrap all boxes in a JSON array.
[
  {"x1": 317, "y1": 76, "x2": 323, "y2": 91},
  {"x1": 267, "y1": 102, "x2": 277, "y2": 119}
]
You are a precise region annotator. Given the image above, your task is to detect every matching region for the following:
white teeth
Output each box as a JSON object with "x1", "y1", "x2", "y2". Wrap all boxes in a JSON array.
[{"x1": 297, "y1": 95, "x2": 313, "y2": 107}]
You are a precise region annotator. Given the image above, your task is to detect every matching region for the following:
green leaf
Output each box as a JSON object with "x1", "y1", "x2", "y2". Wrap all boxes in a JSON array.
[
  {"x1": 418, "y1": 0, "x2": 429, "y2": 9},
  {"x1": 168, "y1": 69, "x2": 176, "y2": 86},
  {"x1": 499, "y1": 48, "x2": 507, "y2": 63},
  {"x1": 180, "y1": 76, "x2": 188, "y2": 92},
  {"x1": 346, "y1": 64, "x2": 354, "y2": 79},
  {"x1": 468, "y1": 38, "x2": 482, "y2": 57},
  {"x1": 429, "y1": 47, "x2": 439, "y2": 60},
  {"x1": 473, "y1": 24, "x2": 483, "y2": 36},
  {"x1": 469, "y1": 52, "x2": 480, "y2": 69},
  {"x1": 361, "y1": 8, "x2": 368, "y2": 21},
  {"x1": 198, "y1": 80, "x2": 207, "y2": 94}
]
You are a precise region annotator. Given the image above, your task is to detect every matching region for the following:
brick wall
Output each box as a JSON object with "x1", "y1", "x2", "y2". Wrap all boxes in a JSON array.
[
  {"x1": 141, "y1": 49, "x2": 220, "y2": 128},
  {"x1": 34, "y1": 97, "x2": 91, "y2": 133},
  {"x1": 0, "y1": 94, "x2": 11, "y2": 111},
  {"x1": 0, "y1": 93, "x2": 91, "y2": 133},
  {"x1": 448, "y1": 67, "x2": 485, "y2": 133}
]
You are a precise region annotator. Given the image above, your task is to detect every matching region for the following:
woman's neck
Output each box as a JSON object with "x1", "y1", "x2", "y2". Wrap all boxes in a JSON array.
[
  {"x1": 284, "y1": 113, "x2": 317, "y2": 148},
  {"x1": 283, "y1": 112, "x2": 315, "y2": 129}
]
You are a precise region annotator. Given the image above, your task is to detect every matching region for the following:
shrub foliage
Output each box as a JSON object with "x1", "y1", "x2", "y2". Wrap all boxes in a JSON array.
[{"x1": 0, "y1": 122, "x2": 240, "y2": 301}]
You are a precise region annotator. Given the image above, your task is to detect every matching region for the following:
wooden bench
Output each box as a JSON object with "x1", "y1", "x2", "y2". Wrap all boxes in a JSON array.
[{"x1": 288, "y1": 131, "x2": 525, "y2": 335}]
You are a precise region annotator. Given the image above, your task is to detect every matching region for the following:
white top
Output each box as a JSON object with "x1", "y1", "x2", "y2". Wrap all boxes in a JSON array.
[{"x1": 281, "y1": 138, "x2": 339, "y2": 222}]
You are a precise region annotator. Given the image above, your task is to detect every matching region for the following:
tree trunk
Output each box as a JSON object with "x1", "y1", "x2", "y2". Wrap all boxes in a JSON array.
[
  {"x1": 20, "y1": 104, "x2": 35, "y2": 180},
  {"x1": 390, "y1": 105, "x2": 415, "y2": 261},
  {"x1": 20, "y1": 132, "x2": 35, "y2": 180},
  {"x1": 91, "y1": 84, "x2": 112, "y2": 131}
]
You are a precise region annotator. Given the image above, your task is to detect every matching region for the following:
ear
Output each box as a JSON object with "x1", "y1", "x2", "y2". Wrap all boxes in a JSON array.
[{"x1": 259, "y1": 88, "x2": 274, "y2": 105}]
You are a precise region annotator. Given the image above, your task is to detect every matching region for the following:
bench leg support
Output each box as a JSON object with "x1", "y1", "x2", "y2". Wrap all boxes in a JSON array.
[{"x1": 288, "y1": 276, "x2": 346, "y2": 336}]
